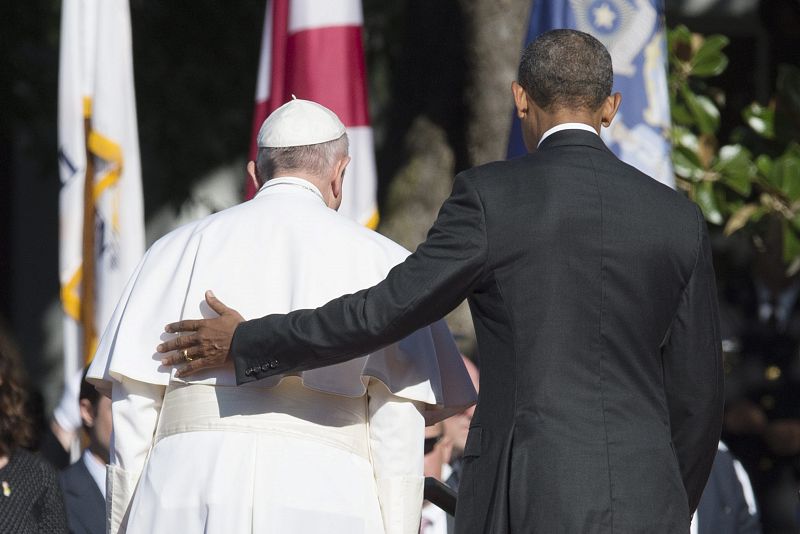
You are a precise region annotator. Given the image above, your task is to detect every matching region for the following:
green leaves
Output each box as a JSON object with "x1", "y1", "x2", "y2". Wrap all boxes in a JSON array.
[
  {"x1": 668, "y1": 26, "x2": 800, "y2": 273},
  {"x1": 743, "y1": 103, "x2": 775, "y2": 139},
  {"x1": 783, "y1": 221, "x2": 800, "y2": 265},
  {"x1": 714, "y1": 144, "x2": 754, "y2": 196},
  {"x1": 765, "y1": 144, "x2": 800, "y2": 199},
  {"x1": 724, "y1": 203, "x2": 760, "y2": 236},
  {"x1": 667, "y1": 25, "x2": 693, "y2": 63},
  {"x1": 695, "y1": 181, "x2": 724, "y2": 225},
  {"x1": 690, "y1": 35, "x2": 729, "y2": 77},
  {"x1": 681, "y1": 86, "x2": 720, "y2": 135}
]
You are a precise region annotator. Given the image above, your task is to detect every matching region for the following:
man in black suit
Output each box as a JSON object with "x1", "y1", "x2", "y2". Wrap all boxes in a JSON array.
[
  {"x1": 160, "y1": 29, "x2": 723, "y2": 533},
  {"x1": 59, "y1": 374, "x2": 108, "y2": 534}
]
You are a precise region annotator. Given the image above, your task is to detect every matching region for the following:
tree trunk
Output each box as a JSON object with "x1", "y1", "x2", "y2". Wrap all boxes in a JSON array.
[
  {"x1": 459, "y1": 0, "x2": 531, "y2": 165},
  {"x1": 368, "y1": 0, "x2": 530, "y2": 358}
]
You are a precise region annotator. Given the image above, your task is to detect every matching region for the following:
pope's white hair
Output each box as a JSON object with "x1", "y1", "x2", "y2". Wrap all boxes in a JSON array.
[{"x1": 256, "y1": 134, "x2": 349, "y2": 181}]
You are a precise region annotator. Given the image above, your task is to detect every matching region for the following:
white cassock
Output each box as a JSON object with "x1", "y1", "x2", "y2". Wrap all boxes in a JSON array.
[{"x1": 87, "y1": 177, "x2": 477, "y2": 534}]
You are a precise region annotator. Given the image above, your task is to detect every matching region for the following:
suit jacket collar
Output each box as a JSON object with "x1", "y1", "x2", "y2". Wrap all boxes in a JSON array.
[
  {"x1": 81, "y1": 450, "x2": 106, "y2": 498},
  {"x1": 64, "y1": 458, "x2": 105, "y2": 503},
  {"x1": 62, "y1": 458, "x2": 106, "y2": 534},
  {"x1": 536, "y1": 128, "x2": 613, "y2": 154}
]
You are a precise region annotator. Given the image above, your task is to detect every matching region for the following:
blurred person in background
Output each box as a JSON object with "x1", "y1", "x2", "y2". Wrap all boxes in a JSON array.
[
  {"x1": 60, "y1": 370, "x2": 110, "y2": 534},
  {"x1": 46, "y1": 369, "x2": 87, "y2": 468},
  {"x1": 441, "y1": 355, "x2": 479, "y2": 492},
  {"x1": 0, "y1": 346, "x2": 67, "y2": 533},
  {"x1": 692, "y1": 442, "x2": 761, "y2": 534},
  {"x1": 420, "y1": 423, "x2": 453, "y2": 534},
  {"x1": 717, "y1": 223, "x2": 800, "y2": 534}
]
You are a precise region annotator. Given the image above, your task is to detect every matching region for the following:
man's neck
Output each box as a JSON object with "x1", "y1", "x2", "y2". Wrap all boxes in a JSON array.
[
  {"x1": 533, "y1": 107, "x2": 602, "y2": 149},
  {"x1": 540, "y1": 111, "x2": 600, "y2": 135},
  {"x1": 88, "y1": 443, "x2": 109, "y2": 466},
  {"x1": 537, "y1": 122, "x2": 598, "y2": 148}
]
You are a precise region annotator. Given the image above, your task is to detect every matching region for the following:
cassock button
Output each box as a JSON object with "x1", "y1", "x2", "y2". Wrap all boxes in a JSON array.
[
  {"x1": 269, "y1": 360, "x2": 278, "y2": 369},
  {"x1": 244, "y1": 368, "x2": 253, "y2": 377},
  {"x1": 261, "y1": 363, "x2": 271, "y2": 372}
]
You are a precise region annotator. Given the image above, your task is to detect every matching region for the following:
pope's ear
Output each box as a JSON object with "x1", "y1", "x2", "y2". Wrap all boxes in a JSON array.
[
  {"x1": 332, "y1": 156, "x2": 350, "y2": 199},
  {"x1": 246, "y1": 160, "x2": 260, "y2": 190}
]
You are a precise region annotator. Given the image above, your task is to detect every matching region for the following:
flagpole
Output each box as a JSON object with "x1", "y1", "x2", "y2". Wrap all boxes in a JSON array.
[{"x1": 80, "y1": 112, "x2": 96, "y2": 365}]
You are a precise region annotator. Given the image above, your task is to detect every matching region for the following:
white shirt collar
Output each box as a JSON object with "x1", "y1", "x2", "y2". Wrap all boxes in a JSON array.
[
  {"x1": 82, "y1": 449, "x2": 107, "y2": 498},
  {"x1": 256, "y1": 176, "x2": 325, "y2": 204},
  {"x1": 441, "y1": 463, "x2": 453, "y2": 481},
  {"x1": 537, "y1": 122, "x2": 598, "y2": 148}
]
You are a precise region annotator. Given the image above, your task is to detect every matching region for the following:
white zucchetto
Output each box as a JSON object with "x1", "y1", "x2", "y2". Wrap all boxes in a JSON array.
[{"x1": 257, "y1": 98, "x2": 346, "y2": 148}]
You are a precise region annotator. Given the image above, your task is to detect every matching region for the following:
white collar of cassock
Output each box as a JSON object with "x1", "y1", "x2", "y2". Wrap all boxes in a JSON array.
[
  {"x1": 257, "y1": 176, "x2": 325, "y2": 204},
  {"x1": 537, "y1": 122, "x2": 598, "y2": 148}
]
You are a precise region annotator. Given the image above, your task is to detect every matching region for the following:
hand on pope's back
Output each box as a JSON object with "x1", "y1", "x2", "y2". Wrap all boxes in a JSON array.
[{"x1": 157, "y1": 290, "x2": 244, "y2": 378}]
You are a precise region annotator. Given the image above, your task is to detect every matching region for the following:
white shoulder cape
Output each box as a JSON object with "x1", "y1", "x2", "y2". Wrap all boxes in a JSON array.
[{"x1": 87, "y1": 178, "x2": 476, "y2": 424}]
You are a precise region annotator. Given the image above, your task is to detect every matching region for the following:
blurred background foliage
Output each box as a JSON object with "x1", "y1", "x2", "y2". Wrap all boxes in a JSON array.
[{"x1": 669, "y1": 25, "x2": 800, "y2": 274}]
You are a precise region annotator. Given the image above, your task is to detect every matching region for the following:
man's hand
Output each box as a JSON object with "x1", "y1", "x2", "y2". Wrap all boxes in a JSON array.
[{"x1": 157, "y1": 290, "x2": 244, "y2": 378}]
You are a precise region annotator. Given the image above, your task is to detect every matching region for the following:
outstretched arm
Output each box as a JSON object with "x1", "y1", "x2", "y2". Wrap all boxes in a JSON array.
[{"x1": 160, "y1": 175, "x2": 488, "y2": 383}]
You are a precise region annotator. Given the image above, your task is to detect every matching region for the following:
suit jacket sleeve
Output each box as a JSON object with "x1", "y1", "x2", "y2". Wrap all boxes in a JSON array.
[
  {"x1": 231, "y1": 174, "x2": 489, "y2": 384},
  {"x1": 662, "y1": 206, "x2": 724, "y2": 514}
]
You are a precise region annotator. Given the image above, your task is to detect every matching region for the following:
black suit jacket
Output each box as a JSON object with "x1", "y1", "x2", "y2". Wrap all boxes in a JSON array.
[
  {"x1": 59, "y1": 458, "x2": 105, "y2": 534},
  {"x1": 231, "y1": 130, "x2": 724, "y2": 533}
]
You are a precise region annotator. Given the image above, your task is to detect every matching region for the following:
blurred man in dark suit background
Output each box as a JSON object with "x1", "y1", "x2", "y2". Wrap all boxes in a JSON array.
[{"x1": 59, "y1": 373, "x2": 109, "y2": 534}]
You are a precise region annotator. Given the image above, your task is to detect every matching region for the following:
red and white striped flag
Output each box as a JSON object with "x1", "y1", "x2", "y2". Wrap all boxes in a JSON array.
[{"x1": 248, "y1": 0, "x2": 378, "y2": 229}]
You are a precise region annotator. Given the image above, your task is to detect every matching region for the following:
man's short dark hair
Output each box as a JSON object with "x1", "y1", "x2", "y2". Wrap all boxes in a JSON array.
[
  {"x1": 79, "y1": 367, "x2": 99, "y2": 406},
  {"x1": 517, "y1": 29, "x2": 613, "y2": 112}
]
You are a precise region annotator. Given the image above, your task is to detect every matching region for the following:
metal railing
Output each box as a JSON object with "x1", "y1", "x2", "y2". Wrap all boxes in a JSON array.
[{"x1": 423, "y1": 477, "x2": 457, "y2": 516}]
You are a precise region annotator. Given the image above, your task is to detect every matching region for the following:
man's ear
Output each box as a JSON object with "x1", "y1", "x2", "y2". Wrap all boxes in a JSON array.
[
  {"x1": 79, "y1": 398, "x2": 95, "y2": 428},
  {"x1": 246, "y1": 160, "x2": 259, "y2": 191},
  {"x1": 512, "y1": 81, "x2": 529, "y2": 119},
  {"x1": 332, "y1": 155, "x2": 351, "y2": 200},
  {"x1": 601, "y1": 92, "x2": 622, "y2": 128}
]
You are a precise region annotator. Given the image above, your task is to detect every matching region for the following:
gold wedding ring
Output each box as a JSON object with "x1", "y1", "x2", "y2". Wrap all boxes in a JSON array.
[{"x1": 183, "y1": 349, "x2": 193, "y2": 362}]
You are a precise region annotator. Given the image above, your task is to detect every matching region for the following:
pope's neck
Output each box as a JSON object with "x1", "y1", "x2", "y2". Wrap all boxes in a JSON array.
[
  {"x1": 263, "y1": 175, "x2": 330, "y2": 206},
  {"x1": 269, "y1": 171, "x2": 319, "y2": 187}
]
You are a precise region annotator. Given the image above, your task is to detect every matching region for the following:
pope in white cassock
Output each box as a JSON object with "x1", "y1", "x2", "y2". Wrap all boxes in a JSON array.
[{"x1": 87, "y1": 99, "x2": 477, "y2": 534}]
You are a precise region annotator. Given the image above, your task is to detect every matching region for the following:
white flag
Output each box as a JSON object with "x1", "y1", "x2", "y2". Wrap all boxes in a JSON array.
[
  {"x1": 57, "y1": 0, "x2": 144, "y2": 393},
  {"x1": 88, "y1": 0, "x2": 145, "y2": 338},
  {"x1": 58, "y1": 0, "x2": 93, "y2": 385}
]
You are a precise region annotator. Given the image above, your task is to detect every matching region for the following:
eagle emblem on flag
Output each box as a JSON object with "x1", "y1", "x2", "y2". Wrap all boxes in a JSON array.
[{"x1": 570, "y1": 0, "x2": 657, "y2": 76}]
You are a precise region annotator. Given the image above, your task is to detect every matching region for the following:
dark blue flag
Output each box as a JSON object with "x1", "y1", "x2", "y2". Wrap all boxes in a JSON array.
[{"x1": 507, "y1": 0, "x2": 674, "y2": 187}]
